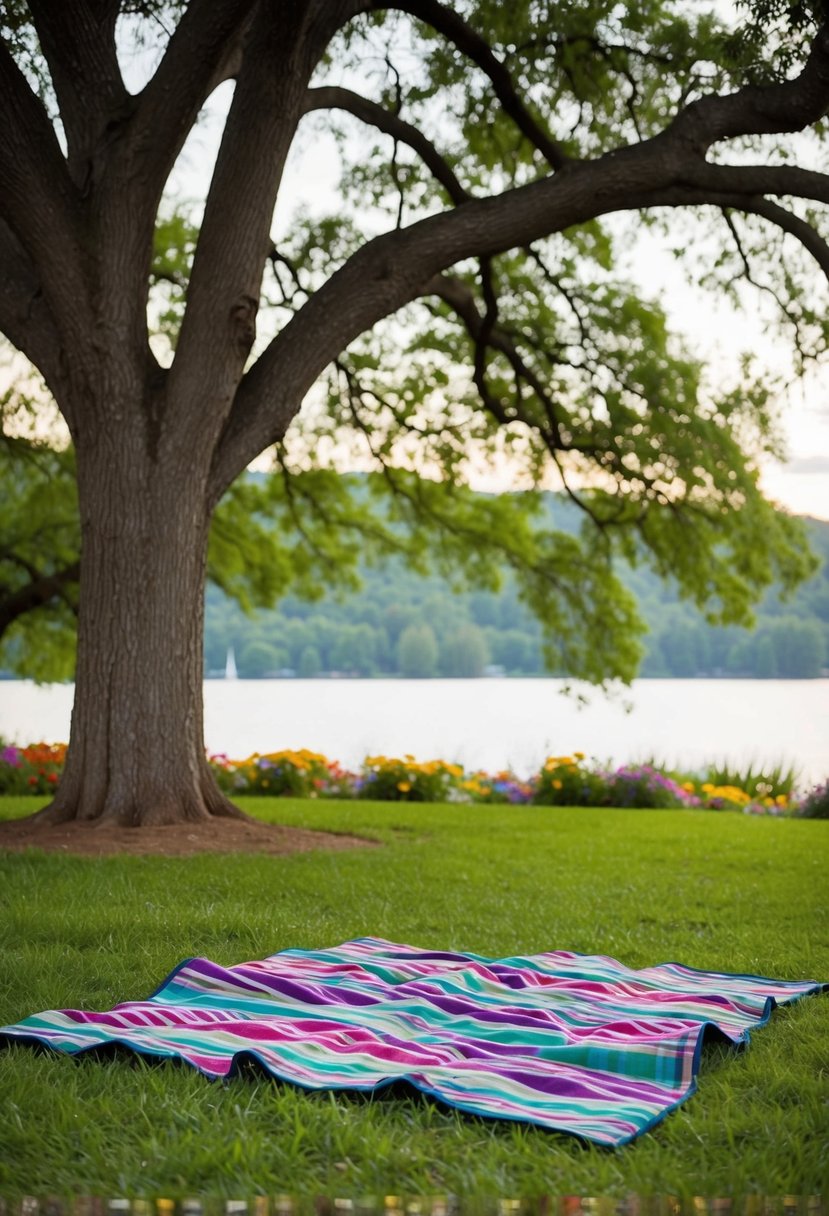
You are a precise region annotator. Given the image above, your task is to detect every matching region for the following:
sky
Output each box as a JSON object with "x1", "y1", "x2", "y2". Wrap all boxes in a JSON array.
[{"x1": 139, "y1": 10, "x2": 829, "y2": 523}]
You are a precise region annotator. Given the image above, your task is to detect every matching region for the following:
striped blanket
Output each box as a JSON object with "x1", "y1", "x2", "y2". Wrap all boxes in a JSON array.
[{"x1": 0, "y1": 937, "x2": 823, "y2": 1146}]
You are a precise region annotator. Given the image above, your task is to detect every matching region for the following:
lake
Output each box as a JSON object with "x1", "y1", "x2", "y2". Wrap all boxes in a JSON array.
[{"x1": 1, "y1": 677, "x2": 827, "y2": 785}]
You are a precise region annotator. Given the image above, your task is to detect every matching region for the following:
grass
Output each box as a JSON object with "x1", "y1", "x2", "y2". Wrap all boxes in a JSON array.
[{"x1": 0, "y1": 796, "x2": 827, "y2": 1202}]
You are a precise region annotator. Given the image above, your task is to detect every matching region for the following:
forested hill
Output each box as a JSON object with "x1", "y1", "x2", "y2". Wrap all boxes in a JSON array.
[{"x1": 205, "y1": 498, "x2": 829, "y2": 680}]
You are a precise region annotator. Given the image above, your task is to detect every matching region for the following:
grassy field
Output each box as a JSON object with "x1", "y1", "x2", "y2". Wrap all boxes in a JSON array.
[{"x1": 0, "y1": 796, "x2": 827, "y2": 1202}]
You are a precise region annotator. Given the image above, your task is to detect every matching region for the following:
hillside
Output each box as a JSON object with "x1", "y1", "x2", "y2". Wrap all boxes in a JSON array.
[{"x1": 204, "y1": 494, "x2": 829, "y2": 680}]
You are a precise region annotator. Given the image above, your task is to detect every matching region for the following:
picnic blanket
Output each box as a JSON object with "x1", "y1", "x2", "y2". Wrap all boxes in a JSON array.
[{"x1": 0, "y1": 936, "x2": 824, "y2": 1146}]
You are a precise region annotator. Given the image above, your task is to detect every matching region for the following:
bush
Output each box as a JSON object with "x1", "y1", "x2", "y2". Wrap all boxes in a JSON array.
[
  {"x1": 796, "y1": 780, "x2": 829, "y2": 819},
  {"x1": 465, "y1": 769, "x2": 534, "y2": 804},
  {"x1": 533, "y1": 754, "x2": 608, "y2": 807},
  {"x1": 357, "y1": 755, "x2": 462, "y2": 802},
  {"x1": 24, "y1": 743, "x2": 66, "y2": 794},
  {"x1": 2, "y1": 737, "x2": 823, "y2": 817},
  {"x1": 208, "y1": 749, "x2": 333, "y2": 797},
  {"x1": 0, "y1": 741, "x2": 65, "y2": 795},
  {"x1": 606, "y1": 765, "x2": 691, "y2": 809}
]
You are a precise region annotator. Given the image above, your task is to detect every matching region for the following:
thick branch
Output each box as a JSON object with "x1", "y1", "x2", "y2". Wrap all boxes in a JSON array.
[
  {"x1": 208, "y1": 20, "x2": 829, "y2": 500},
  {"x1": 168, "y1": 2, "x2": 334, "y2": 443},
  {"x1": 0, "y1": 220, "x2": 64, "y2": 397},
  {"x1": 169, "y1": 1, "x2": 364, "y2": 457},
  {"x1": 26, "y1": 0, "x2": 127, "y2": 176},
  {"x1": 669, "y1": 21, "x2": 829, "y2": 152},
  {"x1": 125, "y1": 0, "x2": 257, "y2": 211},
  {"x1": 373, "y1": 0, "x2": 569, "y2": 171},
  {"x1": 681, "y1": 161, "x2": 829, "y2": 205},
  {"x1": 0, "y1": 43, "x2": 87, "y2": 325},
  {"x1": 303, "y1": 85, "x2": 469, "y2": 205},
  {"x1": 208, "y1": 144, "x2": 680, "y2": 500}
]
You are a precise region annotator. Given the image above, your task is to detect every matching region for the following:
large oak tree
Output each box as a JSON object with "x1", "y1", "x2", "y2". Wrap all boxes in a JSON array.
[{"x1": 1, "y1": 0, "x2": 828, "y2": 827}]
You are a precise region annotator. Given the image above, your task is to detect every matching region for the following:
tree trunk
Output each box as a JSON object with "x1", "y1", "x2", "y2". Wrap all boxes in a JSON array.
[{"x1": 38, "y1": 409, "x2": 244, "y2": 827}]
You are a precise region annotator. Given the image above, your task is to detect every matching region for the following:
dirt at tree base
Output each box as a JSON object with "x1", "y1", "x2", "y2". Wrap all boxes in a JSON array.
[{"x1": 0, "y1": 815, "x2": 377, "y2": 858}]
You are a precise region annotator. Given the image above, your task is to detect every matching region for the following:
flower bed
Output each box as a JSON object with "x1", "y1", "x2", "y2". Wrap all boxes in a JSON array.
[
  {"x1": 0, "y1": 742, "x2": 67, "y2": 795},
  {"x1": 1, "y1": 739, "x2": 822, "y2": 816}
]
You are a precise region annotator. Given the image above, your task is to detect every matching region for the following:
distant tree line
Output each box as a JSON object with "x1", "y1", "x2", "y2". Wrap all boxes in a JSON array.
[{"x1": 205, "y1": 515, "x2": 829, "y2": 679}]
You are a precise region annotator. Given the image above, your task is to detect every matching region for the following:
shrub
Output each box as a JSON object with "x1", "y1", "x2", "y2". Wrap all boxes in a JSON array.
[
  {"x1": 0, "y1": 741, "x2": 66, "y2": 795},
  {"x1": 796, "y1": 779, "x2": 829, "y2": 819},
  {"x1": 467, "y1": 769, "x2": 535, "y2": 805},
  {"x1": 0, "y1": 743, "x2": 25, "y2": 795},
  {"x1": 606, "y1": 765, "x2": 691, "y2": 809},
  {"x1": 208, "y1": 749, "x2": 332, "y2": 797},
  {"x1": 357, "y1": 755, "x2": 462, "y2": 802},
  {"x1": 533, "y1": 754, "x2": 608, "y2": 807}
]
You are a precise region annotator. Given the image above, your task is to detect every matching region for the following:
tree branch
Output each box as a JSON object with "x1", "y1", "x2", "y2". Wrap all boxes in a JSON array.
[
  {"x1": 303, "y1": 85, "x2": 469, "y2": 205},
  {"x1": 681, "y1": 161, "x2": 829, "y2": 206},
  {"x1": 208, "y1": 144, "x2": 674, "y2": 501},
  {"x1": 208, "y1": 19, "x2": 829, "y2": 502},
  {"x1": 0, "y1": 560, "x2": 80, "y2": 640},
  {"x1": 739, "y1": 196, "x2": 829, "y2": 281},
  {"x1": 125, "y1": 0, "x2": 258, "y2": 209},
  {"x1": 168, "y1": 0, "x2": 352, "y2": 448},
  {"x1": 425, "y1": 270, "x2": 610, "y2": 526},
  {"x1": 26, "y1": 0, "x2": 128, "y2": 178},
  {"x1": 667, "y1": 21, "x2": 829, "y2": 153},
  {"x1": 714, "y1": 195, "x2": 826, "y2": 283},
  {"x1": 426, "y1": 271, "x2": 564, "y2": 445},
  {"x1": 372, "y1": 0, "x2": 569, "y2": 171},
  {"x1": 0, "y1": 42, "x2": 87, "y2": 326},
  {"x1": 0, "y1": 220, "x2": 64, "y2": 398}
]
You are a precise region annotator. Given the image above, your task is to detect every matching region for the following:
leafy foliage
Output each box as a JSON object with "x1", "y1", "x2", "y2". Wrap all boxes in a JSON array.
[
  {"x1": 197, "y1": 494, "x2": 829, "y2": 681},
  {"x1": 1, "y1": 0, "x2": 828, "y2": 701}
]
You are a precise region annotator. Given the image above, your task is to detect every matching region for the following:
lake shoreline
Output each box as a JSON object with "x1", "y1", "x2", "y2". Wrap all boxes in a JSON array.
[{"x1": 2, "y1": 677, "x2": 826, "y2": 784}]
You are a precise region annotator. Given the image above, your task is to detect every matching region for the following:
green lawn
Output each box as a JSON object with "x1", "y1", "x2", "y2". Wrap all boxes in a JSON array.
[{"x1": 0, "y1": 797, "x2": 827, "y2": 1202}]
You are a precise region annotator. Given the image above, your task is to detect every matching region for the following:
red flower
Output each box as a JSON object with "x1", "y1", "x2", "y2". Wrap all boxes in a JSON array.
[
  {"x1": 28, "y1": 776, "x2": 38, "y2": 786},
  {"x1": 47, "y1": 773, "x2": 58, "y2": 784}
]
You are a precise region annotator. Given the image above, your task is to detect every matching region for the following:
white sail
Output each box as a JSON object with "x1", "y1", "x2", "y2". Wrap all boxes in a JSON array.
[{"x1": 225, "y1": 646, "x2": 238, "y2": 680}]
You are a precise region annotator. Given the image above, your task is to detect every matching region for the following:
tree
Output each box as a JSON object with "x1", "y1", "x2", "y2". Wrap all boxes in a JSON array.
[
  {"x1": 1, "y1": 0, "x2": 827, "y2": 827},
  {"x1": 397, "y1": 623, "x2": 439, "y2": 678},
  {"x1": 298, "y1": 644, "x2": 322, "y2": 677},
  {"x1": 238, "y1": 637, "x2": 287, "y2": 676},
  {"x1": 441, "y1": 624, "x2": 489, "y2": 677}
]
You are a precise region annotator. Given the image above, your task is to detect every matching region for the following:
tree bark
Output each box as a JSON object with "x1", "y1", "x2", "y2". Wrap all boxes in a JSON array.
[{"x1": 37, "y1": 395, "x2": 244, "y2": 828}]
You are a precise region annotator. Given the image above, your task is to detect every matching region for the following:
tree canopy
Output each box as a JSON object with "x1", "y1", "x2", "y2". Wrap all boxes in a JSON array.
[{"x1": 1, "y1": 0, "x2": 828, "y2": 825}]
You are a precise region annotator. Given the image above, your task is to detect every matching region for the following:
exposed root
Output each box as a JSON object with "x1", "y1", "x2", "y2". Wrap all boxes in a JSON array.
[
  {"x1": 23, "y1": 770, "x2": 253, "y2": 830},
  {"x1": 28, "y1": 800, "x2": 74, "y2": 827}
]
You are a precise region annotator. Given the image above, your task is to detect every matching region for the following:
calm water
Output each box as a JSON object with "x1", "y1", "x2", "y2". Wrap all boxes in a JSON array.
[{"x1": 1, "y1": 678, "x2": 827, "y2": 783}]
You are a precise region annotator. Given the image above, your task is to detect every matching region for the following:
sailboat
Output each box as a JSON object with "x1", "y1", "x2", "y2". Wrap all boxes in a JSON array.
[{"x1": 224, "y1": 646, "x2": 238, "y2": 680}]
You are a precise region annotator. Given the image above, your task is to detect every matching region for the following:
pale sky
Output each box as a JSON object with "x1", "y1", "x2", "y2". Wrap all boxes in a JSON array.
[{"x1": 152, "y1": 19, "x2": 829, "y2": 523}]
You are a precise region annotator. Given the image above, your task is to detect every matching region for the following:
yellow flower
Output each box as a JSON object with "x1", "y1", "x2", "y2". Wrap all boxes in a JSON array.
[
  {"x1": 397, "y1": 781, "x2": 412, "y2": 793},
  {"x1": 574, "y1": 751, "x2": 586, "y2": 761},
  {"x1": 682, "y1": 782, "x2": 696, "y2": 793},
  {"x1": 552, "y1": 779, "x2": 563, "y2": 790}
]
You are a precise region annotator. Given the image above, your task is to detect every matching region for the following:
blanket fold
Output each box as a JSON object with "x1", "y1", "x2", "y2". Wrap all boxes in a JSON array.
[{"x1": 1, "y1": 937, "x2": 824, "y2": 1146}]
